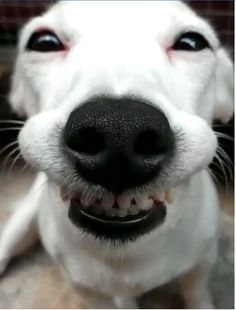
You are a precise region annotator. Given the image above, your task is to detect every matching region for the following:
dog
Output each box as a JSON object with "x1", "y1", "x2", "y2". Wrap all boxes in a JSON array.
[{"x1": 0, "y1": 1, "x2": 233, "y2": 308}]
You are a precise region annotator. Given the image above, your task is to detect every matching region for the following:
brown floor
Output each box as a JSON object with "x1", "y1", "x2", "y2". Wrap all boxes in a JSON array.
[{"x1": 0, "y1": 167, "x2": 234, "y2": 308}]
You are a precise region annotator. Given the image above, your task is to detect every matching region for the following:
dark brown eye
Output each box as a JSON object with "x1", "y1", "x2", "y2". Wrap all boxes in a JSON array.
[
  {"x1": 26, "y1": 31, "x2": 64, "y2": 52},
  {"x1": 172, "y1": 32, "x2": 211, "y2": 51}
]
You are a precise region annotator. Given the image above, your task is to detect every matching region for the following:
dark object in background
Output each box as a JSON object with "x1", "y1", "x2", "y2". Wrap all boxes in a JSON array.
[{"x1": 0, "y1": 0, "x2": 234, "y2": 189}]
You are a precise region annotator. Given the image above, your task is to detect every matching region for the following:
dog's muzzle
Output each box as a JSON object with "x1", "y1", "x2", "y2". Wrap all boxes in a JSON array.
[{"x1": 63, "y1": 96, "x2": 175, "y2": 241}]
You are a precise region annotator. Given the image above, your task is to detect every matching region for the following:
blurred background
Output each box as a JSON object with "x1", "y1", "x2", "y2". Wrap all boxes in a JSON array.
[{"x1": 0, "y1": 1, "x2": 234, "y2": 309}]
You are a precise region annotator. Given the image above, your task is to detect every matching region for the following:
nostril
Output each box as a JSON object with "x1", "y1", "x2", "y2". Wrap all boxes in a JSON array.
[
  {"x1": 133, "y1": 130, "x2": 171, "y2": 156},
  {"x1": 65, "y1": 127, "x2": 106, "y2": 155}
]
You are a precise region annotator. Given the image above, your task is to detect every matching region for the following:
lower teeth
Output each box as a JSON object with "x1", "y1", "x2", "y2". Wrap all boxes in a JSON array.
[{"x1": 81, "y1": 204, "x2": 151, "y2": 218}]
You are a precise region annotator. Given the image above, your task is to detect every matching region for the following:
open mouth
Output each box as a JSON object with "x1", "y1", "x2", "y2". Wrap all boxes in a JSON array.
[{"x1": 65, "y1": 190, "x2": 170, "y2": 242}]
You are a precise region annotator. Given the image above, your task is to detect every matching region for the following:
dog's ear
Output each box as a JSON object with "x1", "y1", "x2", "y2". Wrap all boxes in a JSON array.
[{"x1": 213, "y1": 48, "x2": 234, "y2": 123}]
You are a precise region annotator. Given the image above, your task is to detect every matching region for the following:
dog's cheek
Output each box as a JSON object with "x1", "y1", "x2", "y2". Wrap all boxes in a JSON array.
[
  {"x1": 18, "y1": 119, "x2": 45, "y2": 169},
  {"x1": 18, "y1": 112, "x2": 65, "y2": 170},
  {"x1": 171, "y1": 112, "x2": 218, "y2": 177}
]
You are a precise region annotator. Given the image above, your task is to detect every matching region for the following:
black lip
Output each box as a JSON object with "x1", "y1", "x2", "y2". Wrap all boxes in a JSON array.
[{"x1": 68, "y1": 200, "x2": 167, "y2": 242}]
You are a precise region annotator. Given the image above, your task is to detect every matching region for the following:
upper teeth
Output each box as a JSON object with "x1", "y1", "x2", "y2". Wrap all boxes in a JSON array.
[
  {"x1": 165, "y1": 189, "x2": 174, "y2": 204},
  {"x1": 80, "y1": 193, "x2": 97, "y2": 208},
  {"x1": 102, "y1": 193, "x2": 115, "y2": 210},
  {"x1": 117, "y1": 195, "x2": 131, "y2": 210},
  {"x1": 135, "y1": 194, "x2": 153, "y2": 210},
  {"x1": 60, "y1": 187, "x2": 176, "y2": 217}
]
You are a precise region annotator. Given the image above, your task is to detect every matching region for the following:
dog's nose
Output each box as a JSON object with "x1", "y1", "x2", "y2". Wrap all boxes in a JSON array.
[{"x1": 64, "y1": 97, "x2": 175, "y2": 193}]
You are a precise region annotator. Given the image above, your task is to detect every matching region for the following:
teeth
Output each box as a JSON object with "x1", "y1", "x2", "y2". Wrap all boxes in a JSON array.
[
  {"x1": 135, "y1": 194, "x2": 153, "y2": 210},
  {"x1": 165, "y1": 189, "x2": 175, "y2": 204},
  {"x1": 117, "y1": 195, "x2": 131, "y2": 210},
  {"x1": 151, "y1": 191, "x2": 164, "y2": 203},
  {"x1": 80, "y1": 193, "x2": 96, "y2": 208},
  {"x1": 129, "y1": 204, "x2": 139, "y2": 215},
  {"x1": 61, "y1": 184, "x2": 176, "y2": 217},
  {"x1": 158, "y1": 191, "x2": 165, "y2": 202},
  {"x1": 117, "y1": 208, "x2": 128, "y2": 217},
  {"x1": 102, "y1": 193, "x2": 115, "y2": 210}
]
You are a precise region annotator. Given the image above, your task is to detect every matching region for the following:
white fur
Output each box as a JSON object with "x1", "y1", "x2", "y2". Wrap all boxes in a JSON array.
[{"x1": 0, "y1": 1, "x2": 233, "y2": 308}]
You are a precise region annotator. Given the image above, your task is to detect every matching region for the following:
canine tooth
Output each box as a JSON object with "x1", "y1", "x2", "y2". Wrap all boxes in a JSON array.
[
  {"x1": 152, "y1": 191, "x2": 165, "y2": 202},
  {"x1": 117, "y1": 195, "x2": 131, "y2": 210},
  {"x1": 135, "y1": 194, "x2": 153, "y2": 210},
  {"x1": 102, "y1": 193, "x2": 115, "y2": 210},
  {"x1": 165, "y1": 189, "x2": 174, "y2": 204},
  {"x1": 158, "y1": 191, "x2": 165, "y2": 202}
]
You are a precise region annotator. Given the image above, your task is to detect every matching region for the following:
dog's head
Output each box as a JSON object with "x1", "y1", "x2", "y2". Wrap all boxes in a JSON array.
[{"x1": 10, "y1": 1, "x2": 233, "y2": 242}]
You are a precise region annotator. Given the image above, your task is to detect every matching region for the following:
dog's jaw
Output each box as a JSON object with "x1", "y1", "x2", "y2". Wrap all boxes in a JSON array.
[
  {"x1": 69, "y1": 199, "x2": 167, "y2": 242},
  {"x1": 60, "y1": 188, "x2": 174, "y2": 241}
]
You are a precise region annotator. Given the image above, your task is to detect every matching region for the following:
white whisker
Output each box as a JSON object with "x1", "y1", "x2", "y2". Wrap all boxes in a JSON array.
[
  {"x1": 8, "y1": 152, "x2": 23, "y2": 176},
  {"x1": 0, "y1": 120, "x2": 25, "y2": 125},
  {"x1": 20, "y1": 162, "x2": 30, "y2": 173},
  {"x1": 0, "y1": 140, "x2": 18, "y2": 157},
  {"x1": 0, "y1": 127, "x2": 22, "y2": 132},
  {"x1": 2, "y1": 147, "x2": 20, "y2": 170},
  {"x1": 215, "y1": 131, "x2": 234, "y2": 142}
]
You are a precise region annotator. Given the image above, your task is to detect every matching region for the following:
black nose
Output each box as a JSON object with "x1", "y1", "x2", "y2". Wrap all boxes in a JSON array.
[{"x1": 64, "y1": 96, "x2": 175, "y2": 193}]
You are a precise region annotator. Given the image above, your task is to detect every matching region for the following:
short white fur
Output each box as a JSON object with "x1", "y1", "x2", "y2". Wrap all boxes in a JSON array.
[{"x1": 0, "y1": 1, "x2": 233, "y2": 308}]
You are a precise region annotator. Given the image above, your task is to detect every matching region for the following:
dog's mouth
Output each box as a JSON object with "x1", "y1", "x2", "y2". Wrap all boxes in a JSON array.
[
  {"x1": 63, "y1": 189, "x2": 173, "y2": 242},
  {"x1": 69, "y1": 199, "x2": 166, "y2": 242}
]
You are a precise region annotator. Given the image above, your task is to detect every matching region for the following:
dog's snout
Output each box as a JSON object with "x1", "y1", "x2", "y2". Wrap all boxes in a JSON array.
[{"x1": 64, "y1": 97, "x2": 175, "y2": 192}]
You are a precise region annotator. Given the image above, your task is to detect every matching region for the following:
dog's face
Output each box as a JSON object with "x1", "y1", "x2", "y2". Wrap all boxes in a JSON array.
[{"x1": 10, "y1": 1, "x2": 233, "y2": 242}]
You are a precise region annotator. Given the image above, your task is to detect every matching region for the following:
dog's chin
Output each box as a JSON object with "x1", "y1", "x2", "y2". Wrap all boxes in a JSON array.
[{"x1": 68, "y1": 199, "x2": 167, "y2": 242}]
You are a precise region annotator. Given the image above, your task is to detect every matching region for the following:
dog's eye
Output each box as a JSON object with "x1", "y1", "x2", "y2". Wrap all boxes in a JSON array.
[
  {"x1": 172, "y1": 32, "x2": 210, "y2": 51},
  {"x1": 26, "y1": 31, "x2": 64, "y2": 52}
]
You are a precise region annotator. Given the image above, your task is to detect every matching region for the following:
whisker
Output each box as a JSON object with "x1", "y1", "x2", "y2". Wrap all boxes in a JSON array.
[
  {"x1": 20, "y1": 162, "x2": 30, "y2": 173},
  {"x1": 213, "y1": 151, "x2": 231, "y2": 194},
  {"x1": 216, "y1": 146, "x2": 233, "y2": 183},
  {"x1": 0, "y1": 120, "x2": 25, "y2": 125},
  {"x1": 218, "y1": 146, "x2": 233, "y2": 168},
  {"x1": 2, "y1": 146, "x2": 20, "y2": 170},
  {"x1": 213, "y1": 123, "x2": 233, "y2": 128},
  {"x1": 207, "y1": 167, "x2": 221, "y2": 189},
  {"x1": 215, "y1": 131, "x2": 234, "y2": 142},
  {"x1": 0, "y1": 127, "x2": 22, "y2": 132},
  {"x1": 0, "y1": 140, "x2": 18, "y2": 157},
  {"x1": 8, "y1": 152, "x2": 23, "y2": 176},
  {"x1": 65, "y1": 181, "x2": 79, "y2": 197},
  {"x1": 209, "y1": 163, "x2": 225, "y2": 188}
]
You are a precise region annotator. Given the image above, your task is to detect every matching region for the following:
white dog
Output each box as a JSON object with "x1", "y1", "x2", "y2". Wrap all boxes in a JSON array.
[{"x1": 0, "y1": 1, "x2": 233, "y2": 308}]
